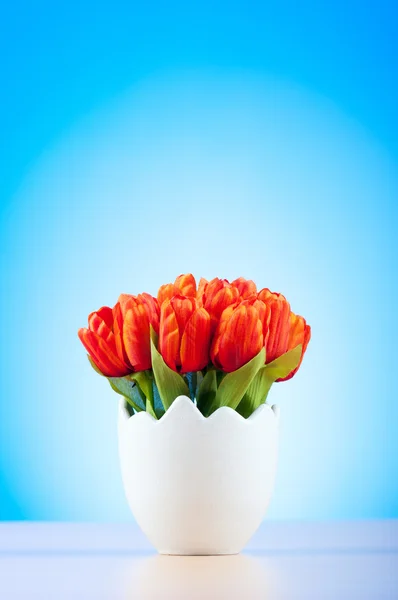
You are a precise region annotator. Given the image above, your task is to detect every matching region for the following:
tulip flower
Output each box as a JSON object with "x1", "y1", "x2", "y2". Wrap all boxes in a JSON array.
[
  {"x1": 197, "y1": 277, "x2": 240, "y2": 334},
  {"x1": 159, "y1": 295, "x2": 211, "y2": 372},
  {"x1": 115, "y1": 293, "x2": 159, "y2": 372},
  {"x1": 197, "y1": 276, "x2": 208, "y2": 300},
  {"x1": 157, "y1": 283, "x2": 180, "y2": 306},
  {"x1": 210, "y1": 301, "x2": 265, "y2": 372},
  {"x1": 277, "y1": 312, "x2": 311, "y2": 381},
  {"x1": 78, "y1": 305, "x2": 131, "y2": 377},
  {"x1": 79, "y1": 275, "x2": 311, "y2": 421},
  {"x1": 174, "y1": 273, "x2": 197, "y2": 297},
  {"x1": 118, "y1": 292, "x2": 160, "y2": 334},
  {"x1": 157, "y1": 273, "x2": 197, "y2": 306},
  {"x1": 258, "y1": 288, "x2": 311, "y2": 380},
  {"x1": 231, "y1": 277, "x2": 257, "y2": 299},
  {"x1": 257, "y1": 288, "x2": 291, "y2": 363}
]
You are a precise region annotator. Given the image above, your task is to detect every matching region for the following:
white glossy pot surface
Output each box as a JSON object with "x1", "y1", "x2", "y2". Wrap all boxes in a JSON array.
[{"x1": 118, "y1": 395, "x2": 279, "y2": 555}]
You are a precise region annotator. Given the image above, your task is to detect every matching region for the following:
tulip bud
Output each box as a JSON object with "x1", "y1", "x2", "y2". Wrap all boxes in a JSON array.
[
  {"x1": 78, "y1": 305, "x2": 130, "y2": 377},
  {"x1": 277, "y1": 313, "x2": 311, "y2": 381},
  {"x1": 231, "y1": 277, "x2": 257, "y2": 299},
  {"x1": 174, "y1": 273, "x2": 197, "y2": 297},
  {"x1": 198, "y1": 278, "x2": 240, "y2": 334},
  {"x1": 159, "y1": 295, "x2": 211, "y2": 373},
  {"x1": 258, "y1": 288, "x2": 291, "y2": 363},
  {"x1": 210, "y1": 302, "x2": 264, "y2": 372},
  {"x1": 258, "y1": 288, "x2": 311, "y2": 380}
]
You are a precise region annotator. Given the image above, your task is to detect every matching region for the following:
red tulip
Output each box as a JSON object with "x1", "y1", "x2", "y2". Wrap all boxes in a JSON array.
[
  {"x1": 78, "y1": 305, "x2": 131, "y2": 377},
  {"x1": 210, "y1": 301, "x2": 265, "y2": 372},
  {"x1": 159, "y1": 295, "x2": 211, "y2": 372},
  {"x1": 197, "y1": 277, "x2": 240, "y2": 333}
]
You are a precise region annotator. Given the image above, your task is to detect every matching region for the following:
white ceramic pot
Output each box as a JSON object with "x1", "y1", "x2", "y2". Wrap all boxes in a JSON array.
[{"x1": 118, "y1": 395, "x2": 279, "y2": 555}]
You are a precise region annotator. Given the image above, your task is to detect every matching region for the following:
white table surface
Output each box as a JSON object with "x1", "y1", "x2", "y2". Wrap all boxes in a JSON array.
[{"x1": 0, "y1": 521, "x2": 397, "y2": 599}]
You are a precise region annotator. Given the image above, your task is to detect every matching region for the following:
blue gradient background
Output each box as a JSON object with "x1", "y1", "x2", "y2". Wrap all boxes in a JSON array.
[{"x1": 1, "y1": 2, "x2": 397, "y2": 521}]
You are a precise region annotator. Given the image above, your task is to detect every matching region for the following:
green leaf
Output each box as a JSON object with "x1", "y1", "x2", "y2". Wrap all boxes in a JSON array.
[
  {"x1": 108, "y1": 376, "x2": 145, "y2": 413},
  {"x1": 207, "y1": 347, "x2": 266, "y2": 415},
  {"x1": 264, "y1": 344, "x2": 302, "y2": 381},
  {"x1": 236, "y1": 366, "x2": 271, "y2": 418},
  {"x1": 237, "y1": 344, "x2": 302, "y2": 418},
  {"x1": 152, "y1": 380, "x2": 166, "y2": 419},
  {"x1": 196, "y1": 369, "x2": 218, "y2": 416},
  {"x1": 123, "y1": 399, "x2": 135, "y2": 417},
  {"x1": 132, "y1": 370, "x2": 157, "y2": 418},
  {"x1": 150, "y1": 326, "x2": 190, "y2": 410}
]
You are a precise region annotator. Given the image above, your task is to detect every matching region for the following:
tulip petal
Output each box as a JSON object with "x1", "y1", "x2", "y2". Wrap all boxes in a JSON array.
[
  {"x1": 205, "y1": 286, "x2": 240, "y2": 333},
  {"x1": 175, "y1": 273, "x2": 196, "y2": 297},
  {"x1": 278, "y1": 315, "x2": 311, "y2": 381},
  {"x1": 203, "y1": 278, "x2": 228, "y2": 305},
  {"x1": 180, "y1": 307, "x2": 211, "y2": 373},
  {"x1": 113, "y1": 302, "x2": 131, "y2": 368},
  {"x1": 123, "y1": 304, "x2": 152, "y2": 371},
  {"x1": 93, "y1": 306, "x2": 114, "y2": 329},
  {"x1": 157, "y1": 283, "x2": 180, "y2": 306},
  {"x1": 217, "y1": 304, "x2": 264, "y2": 372},
  {"x1": 232, "y1": 277, "x2": 257, "y2": 299},
  {"x1": 210, "y1": 304, "x2": 235, "y2": 369},
  {"x1": 170, "y1": 296, "x2": 196, "y2": 339},
  {"x1": 249, "y1": 298, "x2": 271, "y2": 347},
  {"x1": 262, "y1": 292, "x2": 291, "y2": 363},
  {"x1": 196, "y1": 277, "x2": 209, "y2": 304},
  {"x1": 139, "y1": 292, "x2": 160, "y2": 334},
  {"x1": 159, "y1": 299, "x2": 180, "y2": 371},
  {"x1": 118, "y1": 294, "x2": 135, "y2": 316},
  {"x1": 88, "y1": 310, "x2": 113, "y2": 344},
  {"x1": 78, "y1": 328, "x2": 129, "y2": 377}
]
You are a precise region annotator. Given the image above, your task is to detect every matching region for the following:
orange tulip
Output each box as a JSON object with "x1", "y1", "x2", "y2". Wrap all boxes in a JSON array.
[
  {"x1": 258, "y1": 288, "x2": 310, "y2": 380},
  {"x1": 231, "y1": 277, "x2": 257, "y2": 299},
  {"x1": 196, "y1": 276, "x2": 209, "y2": 304},
  {"x1": 197, "y1": 277, "x2": 240, "y2": 333},
  {"x1": 159, "y1": 295, "x2": 211, "y2": 372},
  {"x1": 116, "y1": 293, "x2": 159, "y2": 372},
  {"x1": 78, "y1": 305, "x2": 131, "y2": 377},
  {"x1": 118, "y1": 292, "x2": 160, "y2": 334},
  {"x1": 257, "y1": 288, "x2": 291, "y2": 363},
  {"x1": 210, "y1": 301, "x2": 265, "y2": 372},
  {"x1": 157, "y1": 283, "x2": 180, "y2": 306},
  {"x1": 157, "y1": 273, "x2": 197, "y2": 307},
  {"x1": 277, "y1": 312, "x2": 311, "y2": 381},
  {"x1": 174, "y1": 273, "x2": 196, "y2": 297}
]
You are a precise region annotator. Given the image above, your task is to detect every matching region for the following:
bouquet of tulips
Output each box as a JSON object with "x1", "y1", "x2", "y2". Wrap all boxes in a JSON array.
[{"x1": 78, "y1": 275, "x2": 311, "y2": 419}]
